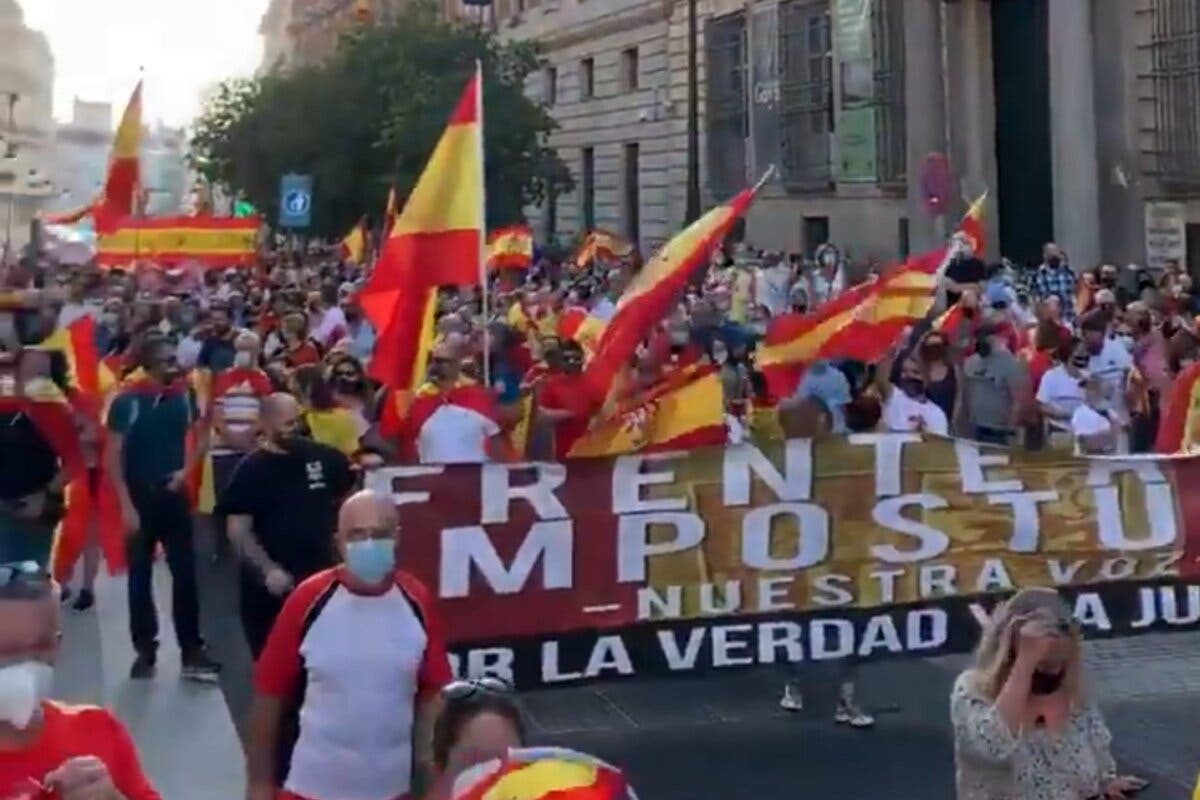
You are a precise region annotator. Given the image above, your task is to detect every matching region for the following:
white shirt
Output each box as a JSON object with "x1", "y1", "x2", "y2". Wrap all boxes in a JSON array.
[
  {"x1": 417, "y1": 403, "x2": 500, "y2": 464},
  {"x1": 1071, "y1": 404, "x2": 1118, "y2": 455},
  {"x1": 1086, "y1": 338, "x2": 1133, "y2": 416},
  {"x1": 883, "y1": 390, "x2": 949, "y2": 435},
  {"x1": 1036, "y1": 365, "x2": 1087, "y2": 432},
  {"x1": 756, "y1": 264, "x2": 793, "y2": 316},
  {"x1": 176, "y1": 334, "x2": 204, "y2": 369},
  {"x1": 313, "y1": 306, "x2": 348, "y2": 347},
  {"x1": 57, "y1": 301, "x2": 100, "y2": 328}
]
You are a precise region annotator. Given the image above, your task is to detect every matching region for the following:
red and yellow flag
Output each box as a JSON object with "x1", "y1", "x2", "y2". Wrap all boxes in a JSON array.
[
  {"x1": 568, "y1": 365, "x2": 725, "y2": 458},
  {"x1": 556, "y1": 307, "x2": 605, "y2": 355},
  {"x1": 486, "y1": 225, "x2": 534, "y2": 271},
  {"x1": 362, "y1": 67, "x2": 484, "y2": 390},
  {"x1": 341, "y1": 218, "x2": 368, "y2": 265},
  {"x1": 94, "y1": 82, "x2": 144, "y2": 232},
  {"x1": 573, "y1": 229, "x2": 634, "y2": 270},
  {"x1": 96, "y1": 215, "x2": 260, "y2": 268},
  {"x1": 581, "y1": 188, "x2": 759, "y2": 402}
]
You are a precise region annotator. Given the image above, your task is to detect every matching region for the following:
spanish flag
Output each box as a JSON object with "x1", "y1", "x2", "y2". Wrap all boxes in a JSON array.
[
  {"x1": 487, "y1": 225, "x2": 534, "y2": 271},
  {"x1": 1156, "y1": 361, "x2": 1200, "y2": 454},
  {"x1": 43, "y1": 82, "x2": 142, "y2": 230},
  {"x1": 581, "y1": 186, "x2": 760, "y2": 403},
  {"x1": 556, "y1": 307, "x2": 605, "y2": 355},
  {"x1": 573, "y1": 229, "x2": 634, "y2": 270},
  {"x1": 567, "y1": 365, "x2": 725, "y2": 458},
  {"x1": 361, "y1": 66, "x2": 484, "y2": 390},
  {"x1": 96, "y1": 215, "x2": 260, "y2": 268},
  {"x1": 383, "y1": 186, "x2": 400, "y2": 240},
  {"x1": 341, "y1": 217, "x2": 368, "y2": 265},
  {"x1": 94, "y1": 81, "x2": 143, "y2": 233}
]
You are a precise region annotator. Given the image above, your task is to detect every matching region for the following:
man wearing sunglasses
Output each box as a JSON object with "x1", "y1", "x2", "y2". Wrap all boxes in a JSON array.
[
  {"x1": 0, "y1": 562, "x2": 160, "y2": 799},
  {"x1": 246, "y1": 489, "x2": 451, "y2": 800}
]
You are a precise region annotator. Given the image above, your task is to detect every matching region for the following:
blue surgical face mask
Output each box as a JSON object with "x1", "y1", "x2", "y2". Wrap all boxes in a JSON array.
[{"x1": 344, "y1": 538, "x2": 396, "y2": 584}]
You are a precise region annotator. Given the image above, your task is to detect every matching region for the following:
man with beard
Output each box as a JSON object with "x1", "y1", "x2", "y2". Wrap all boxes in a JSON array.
[
  {"x1": 197, "y1": 301, "x2": 240, "y2": 374},
  {"x1": 216, "y1": 393, "x2": 354, "y2": 657},
  {"x1": 105, "y1": 334, "x2": 220, "y2": 682},
  {"x1": 534, "y1": 339, "x2": 594, "y2": 459}
]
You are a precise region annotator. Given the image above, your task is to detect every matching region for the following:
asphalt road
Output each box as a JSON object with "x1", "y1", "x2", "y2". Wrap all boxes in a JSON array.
[
  {"x1": 48, "y1": 520, "x2": 1199, "y2": 799},
  {"x1": 185, "y1": 522, "x2": 1196, "y2": 800}
]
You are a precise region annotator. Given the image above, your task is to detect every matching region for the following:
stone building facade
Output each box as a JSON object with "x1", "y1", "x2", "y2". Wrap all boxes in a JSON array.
[
  {"x1": 501, "y1": 0, "x2": 1200, "y2": 272},
  {"x1": 0, "y1": 0, "x2": 54, "y2": 252}
]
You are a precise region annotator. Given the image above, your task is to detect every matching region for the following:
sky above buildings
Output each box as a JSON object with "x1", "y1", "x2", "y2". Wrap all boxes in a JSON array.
[{"x1": 22, "y1": 0, "x2": 269, "y2": 129}]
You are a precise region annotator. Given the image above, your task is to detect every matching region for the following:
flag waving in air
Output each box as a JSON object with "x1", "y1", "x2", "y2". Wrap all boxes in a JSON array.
[
  {"x1": 341, "y1": 217, "x2": 368, "y2": 265},
  {"x1": 43, "y1": 81, "x2": 143, "y2": 229},
  {"x1": 360, "y1": 66, "x2": 485, "y2": 391},
  {"x1": 486, "y1": 225, "x2": 534, "y2": 271},
  {"x1": 580, "y1": 177, "x2": 767, "y2": 404}
]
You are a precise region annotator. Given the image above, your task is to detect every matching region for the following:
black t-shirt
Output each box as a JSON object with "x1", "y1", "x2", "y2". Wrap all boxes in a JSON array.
[
  {"x1": 944, "y1": 257, "x2": 987, "y2": 305},
  {"x1": 0, "y1": 412, "x2": 59, "y2": 500},
  {"x1": 198, "y1": 333, "x2": 238, "y2": 373},
  {"x1": 215, "y1": 438, "x2": 356, "y2": 578}
]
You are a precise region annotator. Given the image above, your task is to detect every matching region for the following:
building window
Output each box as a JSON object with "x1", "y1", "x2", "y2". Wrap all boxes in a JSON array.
[
  {"x1": 580, "y1": 57, "x2": 595, "y2": 99},
  {"x1": 802, "y1": 216, "x2": 830, "y2": 258},
  {"x1": 705, "y1": 13, "x2": 749, "y2": 200},
  {"x1": 779, "y1": 0, "x2": 833, "y2": 190},
  {"x1": 545, "y1": 66, "x2": 558, "y2": 105},
  {"x1": 581, "y1": 147, "x2": 596, "y2": 230},
  {"x1": 1143, "y1": 0, "x2": 1200, "y2": 189},
  {"x1": 623, "y1": 143, "x2": 641, "y2": 244},
  {"x1": 621, "y1": 47, "x2": 640, "y2": 91},
  {"x1": 871, "y1": 0, "x2": 906, "y2": 186}
]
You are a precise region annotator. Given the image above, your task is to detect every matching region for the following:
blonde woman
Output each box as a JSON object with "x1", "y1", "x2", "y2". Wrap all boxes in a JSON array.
[{"x1": 950, "y1": 588, "x2": 1146, "y2": 799}]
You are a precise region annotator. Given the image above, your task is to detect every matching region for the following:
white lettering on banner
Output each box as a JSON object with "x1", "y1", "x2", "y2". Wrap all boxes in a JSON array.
[
  {"x1": 448, "y1": 648, "x2": 515, "y2": 682},
  {"x1": 847, "y1": 432, "x2": 920, "y2": 498},
  {"x1": 440, "y1": 521, "x2": 573, "y2": 598},
  {"x1": 955, "y1": 441, "x2": 1024, "y2": 494},
  {"x1": 868, "y1": 570, "x2": 903, "y2": 604},
  {"x1": 812, "y1": 573, "x2": 854, "y2": 606},
  {"x1": 988, "y1": 491, "x2": 1059, "y2": 552},
  {"x1": 741, "y1": 503, "x2": 829, "y2": 570},
  {"x1": 480, "y1": 462, "x2": 568, "y2": 524},
  {"x1": 976, "y1": 558, "x2": 1015, "y2": 593},
  {"x1": 870, "y1": 494, "x2": 950, "y2": 563},
  {"x1": 1048, "y1": 559, "x2": 1087, "y2": 585},
  {"x1": 1086, "y1": 459, "x2": 1167, "y2": 488},
  {"x1": 1130, "y1": 585, "x2": 1200, "y2": 628},
  {"x1": 1099, "y1": 557, "x2": 1137, "y2": 581},
  {"x1": 367, "y1": 464, "x2": 443, "y2": 507},
  {"x1": 1094, "y1": 483, "x2": 1177, "y2": 550},
  {"x1": 722, "y1": 439, "x2": 814, "y2": 507},
  {"x1": 713, "y1": 624, "x2": 755, "y2": 666},
  {"x1": 617, "y1": 512, "x2": 704, "y2": 583},
  {"x1": 612, "y1": 451, "x2": 688, "y2": 514},
  {"x1": 1074, "y1": 592, "x2": 1113, "y2": 630},
  {"x1": 701, "y1": 581, "x2": 741, "y2": 614}
]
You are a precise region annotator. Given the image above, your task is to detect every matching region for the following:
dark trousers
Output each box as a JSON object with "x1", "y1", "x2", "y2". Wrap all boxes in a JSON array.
[
  {"x1": 126, "y1": 482, "x2": 203, "y2": 657},
  {"x1": 239, "y1": 571, "x2": 285, "y2": 659},
  {"x1": 973, "y1": 426, "x2": 1012, "y2": 446},
  {"x1": 210, "y1": 453, "x2": 244, "y2": 556}
]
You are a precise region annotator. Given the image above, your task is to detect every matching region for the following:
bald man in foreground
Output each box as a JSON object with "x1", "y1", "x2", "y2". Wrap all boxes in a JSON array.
[
  {"x1": 216, "y1": 393, "x2": 355, "y2": 658},
  {"x1": 244, "y1": 490, "x2": 451, "y2": 800}
]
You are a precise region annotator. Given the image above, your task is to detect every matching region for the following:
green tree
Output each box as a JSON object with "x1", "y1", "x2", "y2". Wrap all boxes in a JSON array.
[{"x1": 188, "y1": 1, "x2": 570, "y2": 239}]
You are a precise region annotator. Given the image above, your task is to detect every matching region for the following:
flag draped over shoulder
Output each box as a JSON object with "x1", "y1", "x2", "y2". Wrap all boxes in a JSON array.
[
  {"x1": 567, "y1": 365, "x2": 726, "y2": 458},
  {"x1": 34, "y1": 318, "x2": 125, "y2": 577},
  {"x1": 486, "y1": 225, "x2": 534, "y2": 271},
  {"x1": 581, "y1": 187, "x2": 760, "y2": 403},
  {"x1": 361, "y1": 68, "x2": 484, "y2": 391},
  {"x1": 1156, "y1": 361, "x2": 1200, "y2": 454},
  {"x1": 556, "y1": 307, "x2": 605, "y2": 355}
]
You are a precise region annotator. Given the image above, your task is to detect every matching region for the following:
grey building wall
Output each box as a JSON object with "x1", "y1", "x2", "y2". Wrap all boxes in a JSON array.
[{"x1": 507, "y1": 0, "x2": 1200, "y2": 270}]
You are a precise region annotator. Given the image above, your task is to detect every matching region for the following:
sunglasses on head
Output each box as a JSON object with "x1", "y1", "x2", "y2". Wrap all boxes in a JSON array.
[
  {"x1": 441, "y1": 677, "x2": 513, "y2": 701},
  {"x1": 0, "y1": 561, "x2": 49, "y2": 592}
]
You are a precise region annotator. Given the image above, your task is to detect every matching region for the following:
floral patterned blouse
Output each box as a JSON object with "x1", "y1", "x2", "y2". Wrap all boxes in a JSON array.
[{"x1": 950, "y1": 671, "x2": 1116, "y2": 800}]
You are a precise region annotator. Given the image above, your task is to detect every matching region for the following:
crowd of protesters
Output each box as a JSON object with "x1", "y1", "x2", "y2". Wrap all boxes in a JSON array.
[{"x1": 2, "y1": 233, "x2": 1199, "y2": 800}]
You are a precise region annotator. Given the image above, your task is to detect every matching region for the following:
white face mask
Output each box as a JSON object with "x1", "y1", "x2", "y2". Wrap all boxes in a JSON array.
[
  {"x1": 0, "y1": 661, "x2": 54, "y2": 729},
  {"x1": 233, "y1": 351, "x2": 254, "y2": 368}
]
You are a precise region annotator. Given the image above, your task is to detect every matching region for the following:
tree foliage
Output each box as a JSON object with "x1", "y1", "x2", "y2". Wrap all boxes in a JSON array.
[{"x1": 189, "y1": 1, "x2": 571, "y2": 238}]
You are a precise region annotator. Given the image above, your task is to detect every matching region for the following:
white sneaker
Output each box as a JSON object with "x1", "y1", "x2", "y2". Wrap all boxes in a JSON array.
[
  {"x1": 835, "y1": 703, "x2": 875, "y2": 728},
  {"x1": 779, "y1": 685, "x2": 804, "y2": 712}
]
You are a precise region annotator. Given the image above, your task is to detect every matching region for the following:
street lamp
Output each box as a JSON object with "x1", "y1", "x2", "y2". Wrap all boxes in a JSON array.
[
  {"x1": 684, "y1": 0, "x2": 700, "y2": 223},
  {"x1": 2, "y1": 92, "x2": 19, "y2": 253}
]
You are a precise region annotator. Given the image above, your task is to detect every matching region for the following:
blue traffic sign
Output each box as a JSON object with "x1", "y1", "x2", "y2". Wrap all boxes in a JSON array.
[{"x1": 278, "y1": 173, "x2": 313, "y2": 229}]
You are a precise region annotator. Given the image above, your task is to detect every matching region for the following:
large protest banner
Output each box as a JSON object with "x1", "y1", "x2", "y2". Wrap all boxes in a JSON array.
[{"x1": 366, "y1": 435, "x2": 1200, "y2": 689}]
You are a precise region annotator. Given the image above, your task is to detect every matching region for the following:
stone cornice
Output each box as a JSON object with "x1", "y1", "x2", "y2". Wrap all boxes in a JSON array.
[{"x1": 534, "y1": 0, "x2": 673, "y2": 52}]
